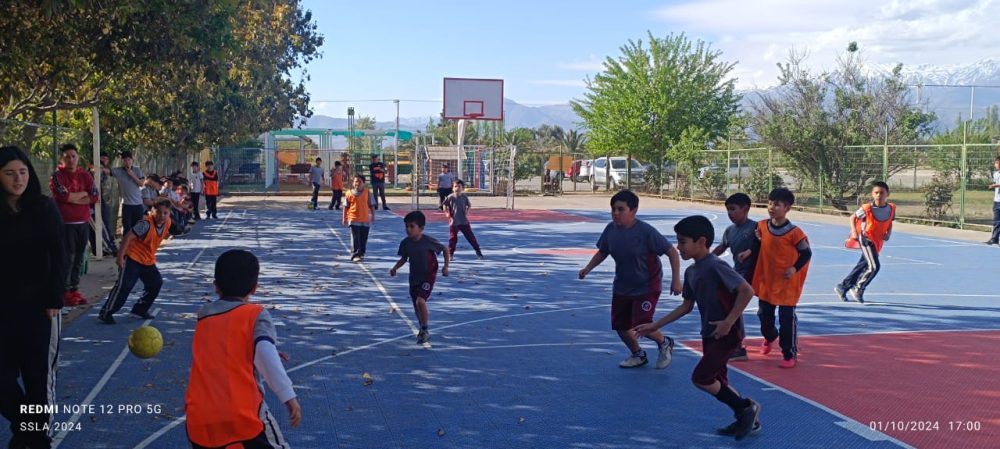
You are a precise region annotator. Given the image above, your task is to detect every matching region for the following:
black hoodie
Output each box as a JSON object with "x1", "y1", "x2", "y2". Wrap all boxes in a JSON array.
[{"x1": 0, "y1": 196, "x2": 67, "y2": 318}]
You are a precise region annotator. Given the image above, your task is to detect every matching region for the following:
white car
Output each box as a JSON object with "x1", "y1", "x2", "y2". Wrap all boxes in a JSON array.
[
  {"x1": 591, "y1": 157, "x2": 646, "y2": 189},
  {"x1": 697, "y1": 163, "x2": 750, "y2": 179}
]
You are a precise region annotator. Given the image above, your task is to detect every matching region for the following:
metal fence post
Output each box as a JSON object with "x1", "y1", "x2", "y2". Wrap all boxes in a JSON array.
[
  {"x1": 818, "y1": 160, "x2": 824, "y2": 210},
  {"x1": 767, "y1": 148, "x2": 774, "y2": 193},
  {"x1": 959, "y1": 143, "x2": 967, "y2": 228},
  {"x1": 882, "y1": 126, "x2": 889, "y2": 181}
]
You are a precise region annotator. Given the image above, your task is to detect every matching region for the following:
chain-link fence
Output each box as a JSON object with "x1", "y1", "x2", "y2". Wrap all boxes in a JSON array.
[{"x1": 646, "y1": 144, "x2": 999, "y2": 230}]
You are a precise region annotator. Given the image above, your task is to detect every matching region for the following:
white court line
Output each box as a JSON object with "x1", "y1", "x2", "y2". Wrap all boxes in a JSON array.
[
  {"x1": 51, "y1": 309, "x2": 161, "y2": 448},
  {"x1": 186, "y1": 209, "x2": 237, "y2": 269},
  {"x1": 673, "y1": 344, "x2": 915, "y2": 448},
  {"x1": 323, "y1": 222, "x2": 426, "y2": 347},
  {"x1": 909, "y1": 235, "x2": 983, "y2": 246},
  {"x1": 801, "y1": 292, "x2": 1000, "y2": 298},
  {"x1": 133, "y1": 303, "x2": 609, "y2": 448}
]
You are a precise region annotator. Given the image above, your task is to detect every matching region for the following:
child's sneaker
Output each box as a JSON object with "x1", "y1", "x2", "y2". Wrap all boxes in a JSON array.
[
  {"x1": 833, "y1": 285, "x2": 848, "y2": 302},
  {"x1": 416, "y1": 329, "x2": 430, "y2": 344},
  {"x1": 475, "y1": 250, "x2": 485, "y2": 260},
  {"x1": 729, "y1": 346, "x2": 749, "y2": 362},
  {"x1": 779, "y1": 357, "x2": 796, "y2": 368},
  {"x1": 733, "y1": 400, "x2": 761, "y2": 441},
  {"x1": 619, "y1": 351, "x2": 648, "y2": 368},
  {"x1": 848, "y1": 288, "x2": 864, "y2": 304},
  {"x1": 351, "y1": 255, "x2": 361, "y2": 263},
  {"x1": 717, "y1": 419, "x2": 761, "y2": 437},
  {"x1": 655, "y1": 337, "x2": 674, "y2": 369},
  {"x1": 760, "y1": 339, "x2": 773, "y2": 355}
]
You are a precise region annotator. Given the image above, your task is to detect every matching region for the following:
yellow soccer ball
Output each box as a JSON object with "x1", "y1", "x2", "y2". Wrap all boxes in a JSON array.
[{"x1": 128, "y1": 326, "x2": 163, "y2": 359}]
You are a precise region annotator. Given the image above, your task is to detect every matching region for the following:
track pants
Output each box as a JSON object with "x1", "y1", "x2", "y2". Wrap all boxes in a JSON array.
[
  {"x1": 64, "y1": 223, "x2": 89, "y2": 292},
  {"x1": 205, "y1": 195, "x2": 218, "y2": 219},
  {"x1": 758, "y1": 299, "x2": 797, "y2": 361},
  {"x1": 99, "y1": 258, "x2": 162, "y2": 318},
  {"x1": 448, "y1": 224, "x2": 481, "y2": 255},
  {"x1": 190, "y1": 192, "x2": 201, "y2": 219},
  {"x1": 0, "y1": 314, "x2": 60, "y2": 449},
  {"x1": 350, "y1": 224, "x2": 370, "y2": 258},
  {"x1": 838, "y1": 239, "x2": 881, "y2": 294}
]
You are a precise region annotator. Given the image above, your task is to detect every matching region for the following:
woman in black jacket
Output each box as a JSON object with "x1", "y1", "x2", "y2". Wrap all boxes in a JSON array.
[{"x1": 0, "y1": 146, "x2": 67, "y2": 449}]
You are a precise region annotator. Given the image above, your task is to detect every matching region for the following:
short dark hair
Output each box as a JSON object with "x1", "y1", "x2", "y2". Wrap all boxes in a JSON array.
[
  {"x1": 871, "y1": 181, "x2": 889, "y2": 193},
  {"x1": 121, "y1": 151, "x2": 133, "y2": 159},
  {"x1": 995, "y1": 156, "x2": 1000, "y2": 163},
  {"x1": 725, "y1": 192, "x2": 752, "y2": 208},
  {"x1": 674, "y1": 215, "x2": 715, "y2": 249},
  {"x1": 453, "y1": 179, "x2": 465, "y2": 187},
  {"x1": 768, "y1": 187, "x2": 795, "y2": 206},
  {"x1": 151, "y1": 197, "x2": 172, "y2": 210},
  {"x1": 403, "y1": 211, "x2": 426, "y2": 228},
  {"x1": 315, "y1": 157, "x2": 322, "y2": 163},
  {"x1": 205, "y1": 160, "x2": 214, "y2": 166},
  {"x1": 100, "y1": 152, "x2": 109, "y2": 158},
  {"x1": 145, "y1": 174, "x2": 160, "y2": 181},
  {"x1": 214, "y1": 249, "x2": 260, "y2": 298},
  {"x1": 354, "y1": 174, "x2": 366, "y2": 183},
  {"x1": 335, "y1": 161, "x2": 341, "y2": 167},
  {"x1": 59, "y1": 143, "x2": 78, "y2": 154},
  {"x1": 190, "y1": 161, "x2": 199, "y2": 166},
  {"x1": 371, "y1": 154, "x2": 379, "y2": 159},
  {"x1": 610, "y1": 189, "x2": 639, "y2": 210}
]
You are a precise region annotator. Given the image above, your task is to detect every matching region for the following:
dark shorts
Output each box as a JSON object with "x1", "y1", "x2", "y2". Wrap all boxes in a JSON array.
[
  {"x1": 410, "y1": 280, "x2": 435, "y2": 302},
  {"x1": 691, "y1": 333, "x2": 742, "y2": 387},
  {"x1": 610, "y1": 292, "x2": 660, "y2": 330}
]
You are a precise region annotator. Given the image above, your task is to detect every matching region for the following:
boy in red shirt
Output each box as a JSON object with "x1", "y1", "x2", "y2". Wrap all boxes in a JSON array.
[{"x1": 50, "y1": 144, "x2": 98, "y2": 306}]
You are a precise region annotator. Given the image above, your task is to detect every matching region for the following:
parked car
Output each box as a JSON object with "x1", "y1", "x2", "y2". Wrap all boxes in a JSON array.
[
  {"x1": 697, "y1": 162, "x2": 750, "y2": 179},
  {"x1": 592, "y1": 156, "x2": 646, "y2": 189},
  {"x1": 570, "y1": 159, "x2": 594, "y2": 182}
]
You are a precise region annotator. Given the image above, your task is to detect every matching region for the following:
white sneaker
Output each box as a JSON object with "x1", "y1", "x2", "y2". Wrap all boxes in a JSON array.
[
  {"x1": 656, "y1": 337, "x2": 674, "y2": 369},
  {"x1": 619, "y1": 351, "x2": 648, "y2": 368},
  {"x1": 848, "y1": 288, "x2": 865, "y2": 304}
]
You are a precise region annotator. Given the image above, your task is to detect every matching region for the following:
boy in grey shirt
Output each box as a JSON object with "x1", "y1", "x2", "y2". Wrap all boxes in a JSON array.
[
  {"x1": 442, "y1": 179, "x2": 483, "y2": 259},
  {"x1": 711, "y1": 193, "x2": 756, "y2": 361},
  {"x1": 309, "y1": 157, "x2": 324, "y2": 210},
  {"x1": 390, "y1": 211, "x2": 450, "y2": 344},
  {"x1": 111, "y1": 150, "x2": 145, "y2": 232}
]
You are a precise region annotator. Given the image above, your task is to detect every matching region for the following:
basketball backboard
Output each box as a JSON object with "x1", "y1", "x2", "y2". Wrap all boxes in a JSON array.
[{"x1": 443, "y1": 77, "x2": 503, "y2": 121}]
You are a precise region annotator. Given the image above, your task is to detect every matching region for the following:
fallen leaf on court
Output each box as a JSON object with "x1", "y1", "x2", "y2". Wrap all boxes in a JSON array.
[
  {"x1": 437, "y1": 428, "x2": 446, "y2": 437},
  {"x1": 524, "y1": 305, "x2": 531, "y2": 309},
  {"x1": 389, "y1": 306, "x2": 398, "y2": 313},
  {"x1": 345, "y1": 405, "x2": 353, "y2": 411},
  {"x1": 362, "y1": 372, "x2": 374, "y2": 386},
  {"x1": 518, "y1": 417, "x2": 525, "y2": 424}
]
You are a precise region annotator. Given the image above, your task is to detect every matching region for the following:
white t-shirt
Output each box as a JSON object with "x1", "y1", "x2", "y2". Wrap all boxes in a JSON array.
[
  {"x1": 993, "y1": 171, "x2": 1000, "y2": 202},
  {"x1": 189, "y1": 171, "x2": 203, "y2": 193}
]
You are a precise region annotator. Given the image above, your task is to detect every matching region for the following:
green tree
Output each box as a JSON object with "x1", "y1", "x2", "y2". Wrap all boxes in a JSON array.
[
  {"x1": 751, "y1": 47, "x2": 935, "y2": 209},
  {"x1": 572, "y1": 32, "x2": 740, "y2": 166}
]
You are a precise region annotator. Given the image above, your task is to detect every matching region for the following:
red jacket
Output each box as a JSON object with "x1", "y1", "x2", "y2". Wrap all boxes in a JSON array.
[{"x1": 50, "y1": 165, "x2": 98, "y2": 223}]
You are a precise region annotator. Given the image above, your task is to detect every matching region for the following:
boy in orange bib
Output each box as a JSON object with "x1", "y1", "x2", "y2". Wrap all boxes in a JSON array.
[
  {"x1": 185, "y1": 249, "x2": 301, "y2": 449},
  {"x1": 834, "y1": 181, "x2": 894, "y2": 304},
  {"x1": 742, "y1": 188, "x2": 811, "y2": 368}
]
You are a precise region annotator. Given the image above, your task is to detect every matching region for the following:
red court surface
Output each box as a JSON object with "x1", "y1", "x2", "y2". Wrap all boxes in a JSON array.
[
  {"x1": 684, "y1": 330, "x2": 1000, "y2": 448},
  {"x1": 393, "y1": 207, "x2": 594, "y2": 223}
]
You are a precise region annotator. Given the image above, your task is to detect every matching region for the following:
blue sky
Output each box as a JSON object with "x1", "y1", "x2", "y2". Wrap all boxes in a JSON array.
[{"x1": 299, "y1": 0, "x2": 997, "y2": 121}]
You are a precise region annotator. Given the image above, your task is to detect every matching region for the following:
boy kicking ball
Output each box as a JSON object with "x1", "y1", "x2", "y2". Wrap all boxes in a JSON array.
[
  {"x1": 634, "y1": 215, "x2": 761, "y2": 441},
  {"x1": 390, "y1": 211, "x2": 450, "y2": 344}
]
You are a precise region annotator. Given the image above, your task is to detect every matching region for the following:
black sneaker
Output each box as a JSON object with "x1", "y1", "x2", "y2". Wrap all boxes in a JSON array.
[
  {"x1": 985, "y1": 240, "x2": 998, "y2": 246},
  {"x1": 98, "y1": 314, "x2": 116, "y2": 325},
  {"x1": 416, "y1": 329, "x2": 430, "y2": 344},
  {"x1": 475, "y1": 250, "x2": 485, "y2": 260},
  {"x1": 130, "y1": 310, "x2": 155, "y2": 320},
  {"x1": 383, "y1": 205, "x2": 391, "y2": 211},
  {"x1": 717, "y1": 419, "x2": 761, "y2": 436},
  {"x1": 729, "y1": 346, "x2": 749, "y2": 362},
  {"x1": 733, "y1": 399, "x2": 761, "y2": 441},
  {"x1": 833, "y1": 285, "x2": 848, "y2": 302}
]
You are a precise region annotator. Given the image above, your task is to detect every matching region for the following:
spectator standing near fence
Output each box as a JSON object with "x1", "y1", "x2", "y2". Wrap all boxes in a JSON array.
[
  {"x1": 189, "y1": 161, "x2": 203, "y2": 220},
  {"x1": 986, "y1": 157, "x2": 1000, "y2": 246},
  {"x1": 203, "y1": 161, "x2": 219, "y2": 219},
  {"x1": 436, "y1": 163, "x2": 456, "y2": 211},
  {"x1": 89, "y1": 153, "x2": 118, "y2": 257},
  {"x1": 50, "y1": 144, "x2": 98, "y2": 307},
  {"x1": 369, "y1": 154, "x2": 389, "y2": 210},
  {"x1": 0, "y1": 145, "x2": 68, "y2": 449},
  {"x1": 111, "y1": 151, "x2": 146, "y2": 235}
]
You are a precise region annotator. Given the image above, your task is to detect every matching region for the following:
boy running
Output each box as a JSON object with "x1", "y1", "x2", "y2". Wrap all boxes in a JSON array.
[
  {"x1": 98, "y1": 198, "x2": 173, "y2": 324},
  {"x1": 711, "y1": 192, "x2": 756, "y2": 361},
  {"x1": 834, "y1": 181, "x2": 895, "y2": 304},
  {"x1": 185, "y1": 249, "x2": 301, "y2": 449},
  {"x1": 634, "y1": 215, "x2": 760, "y2": 441},
  {"x1": 578, "y1": 190, "x2": 682, "y2": 369},
  {"x1": 741, "y1": 188, "x2": 811, "y2": 368},
  {"x1": 343, "y1": 174, "x2": 377, "y2": 262},
  {"x1": 389, "y1": 211, "x2": 450, "y2": 344},
  {"x1": 442, "y1": 179, "x2": 484, "y2": 260},
  {"x1": 309, "y1": 157, "x2": 324, "y2": 210}
]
